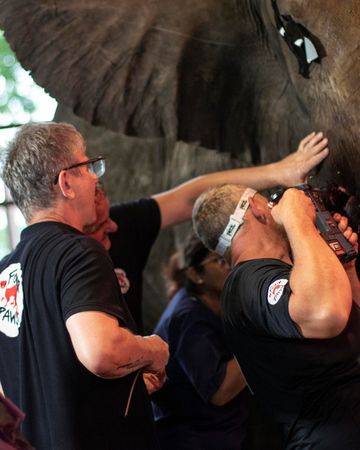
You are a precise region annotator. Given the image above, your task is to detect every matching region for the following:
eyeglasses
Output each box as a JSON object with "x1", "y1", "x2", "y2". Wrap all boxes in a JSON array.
[
  {"x1": 200, "y1": 256, "x2": 228, "y2": 267},
  {"x1": 54, "y1": 156, "x2": 105, "y2": 184}
]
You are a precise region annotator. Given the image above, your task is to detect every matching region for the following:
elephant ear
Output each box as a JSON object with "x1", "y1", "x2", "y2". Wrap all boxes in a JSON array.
[{"x1": 0, "y1": 0, "x2": 250, "y2": 146}]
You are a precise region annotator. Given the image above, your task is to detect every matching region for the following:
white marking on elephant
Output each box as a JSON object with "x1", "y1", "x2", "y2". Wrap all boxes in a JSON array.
[{"x1": 304, "y1": 37, "x2": 319, "y2": 63}]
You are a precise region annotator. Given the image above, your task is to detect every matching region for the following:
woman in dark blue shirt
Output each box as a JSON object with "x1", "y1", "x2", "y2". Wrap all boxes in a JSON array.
[{"x1": 151, "y1": 234, "x2": 250, "y2": 450}]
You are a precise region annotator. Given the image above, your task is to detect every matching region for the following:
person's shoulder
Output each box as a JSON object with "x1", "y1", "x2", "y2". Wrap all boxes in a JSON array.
[
  {"x1": 223, "y1": 258, "x2": 295, "y2": 337},
  {"x1": 223, "y1": 258, "x2": 291, "y2": 309},
  {"x1": 155, "y1": 289, "x2": 212, "y2": 338},
  {"x1": 235, "y1": 258, "x2": 291, "y2": 270},
  {"x1": 66, "y1": 233, "x2": 111, "y2": 264},
  {"x1": 231, "y1": 258, "x2": 291, "y2": 279},
  {"x1": 166, "y1": 289, "x2": 210, "y2": 323},
  {"x1": 0, "y1": 222, "x2": 110, "y2": 273},
  {"x1": 110, "y1": 197, "x2": 159, "y2": 216},
  {"x1": 109, "y1": 198, "x2": 161, "y2": 234},
  {"x1": 34, "y1": 221, "x2": 108, "y2": 259},
  {"x1": 0, "y1": 253, "x2": 12, "y2": 271}
]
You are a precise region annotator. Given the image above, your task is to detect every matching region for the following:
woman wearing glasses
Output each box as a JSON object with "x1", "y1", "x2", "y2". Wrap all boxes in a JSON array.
[{"x1": 151, "y1": 234, "x2": 250, "y2": 450}]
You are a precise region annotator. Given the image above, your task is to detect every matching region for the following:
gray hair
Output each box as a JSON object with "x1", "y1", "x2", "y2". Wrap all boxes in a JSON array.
[
  {"x1": 192, "y1": 184, "x2": 247, "y2": 251},
  {"x1": 0, "y1": 122, "x2": 85, "y2": 222}
]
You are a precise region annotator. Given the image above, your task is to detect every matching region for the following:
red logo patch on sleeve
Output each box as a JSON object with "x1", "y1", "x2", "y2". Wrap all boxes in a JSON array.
[{"x1": 267, "y1": 279, "x2": 288, "y2": 305}]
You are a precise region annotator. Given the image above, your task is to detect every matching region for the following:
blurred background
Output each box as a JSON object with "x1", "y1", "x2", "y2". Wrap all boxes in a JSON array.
[{"x1": 0, "y1": 31, "x2": 57, "y2": 257}]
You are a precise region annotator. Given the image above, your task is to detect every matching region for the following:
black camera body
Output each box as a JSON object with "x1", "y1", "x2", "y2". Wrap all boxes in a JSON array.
[{"x1": 270, "y1": 184, "x2": 357, "y2": 263}]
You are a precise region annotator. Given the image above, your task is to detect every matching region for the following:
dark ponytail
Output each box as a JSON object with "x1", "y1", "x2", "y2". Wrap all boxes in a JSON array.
[{"x1": 163, "y1": 233, "x2": 209, "y2": 300}]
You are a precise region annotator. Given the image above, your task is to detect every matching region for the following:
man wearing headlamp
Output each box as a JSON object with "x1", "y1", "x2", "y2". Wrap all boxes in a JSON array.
[{"x1": 192, "y1": 184, "x2": 360, "y2": 449}]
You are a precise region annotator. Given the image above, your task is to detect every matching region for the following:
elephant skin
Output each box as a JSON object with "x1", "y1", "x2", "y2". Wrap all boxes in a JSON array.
[{"x1": 0, "y1": 0, "x2": 360, "y2": 215}]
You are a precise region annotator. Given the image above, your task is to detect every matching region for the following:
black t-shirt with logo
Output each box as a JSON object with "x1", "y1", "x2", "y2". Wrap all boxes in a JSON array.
[
  {"x1": 0, "y1": 222, "x2": 158, "y2": 450},
  {"x1": 222, "y1": 258, "x2": 360, "y2": 450},
  {"x1": 109, "y1": 198, "x2": 161, "y2": 332}
]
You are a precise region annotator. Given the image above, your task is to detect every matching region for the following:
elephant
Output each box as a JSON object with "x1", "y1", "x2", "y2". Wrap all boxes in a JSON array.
[{"x1": 0, "y1": 0, "x2": 360, "y2": 211}]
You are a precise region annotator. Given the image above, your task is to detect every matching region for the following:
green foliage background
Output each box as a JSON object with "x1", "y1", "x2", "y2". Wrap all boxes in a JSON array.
[{"x1": 0, "y1": 31, "x2": 36, "y2": 119}]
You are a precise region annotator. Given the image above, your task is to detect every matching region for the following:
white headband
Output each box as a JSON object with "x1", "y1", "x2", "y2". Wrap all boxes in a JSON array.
[{"x1": 215, "y1": 188, "x2": 257, "y2": 256}]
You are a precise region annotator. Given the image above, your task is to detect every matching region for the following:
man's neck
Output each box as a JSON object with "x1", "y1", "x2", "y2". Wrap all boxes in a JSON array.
[
  {"x1": 29, "y1": 207, "x2": 83, "y2": 232},
  {"x1": 231, "y1": 232, "x2": 292, "y2": 266}
]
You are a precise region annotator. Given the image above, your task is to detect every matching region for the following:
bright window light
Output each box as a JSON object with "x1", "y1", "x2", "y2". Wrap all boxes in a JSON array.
[{"x1": 0, "y1": 31, "x2": 57, "y2": 258}]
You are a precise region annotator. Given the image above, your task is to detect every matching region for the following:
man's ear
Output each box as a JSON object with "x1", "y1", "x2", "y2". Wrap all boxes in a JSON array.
[
  {"x1": 249, "y1": 197, "x2": 267, "y2": 224},
  {"x1": 57, "y1": 170, "x2": 75, "y2": 200},
  {"x1": 185, "y1": 267, "x2": 204, "y2": 285}
]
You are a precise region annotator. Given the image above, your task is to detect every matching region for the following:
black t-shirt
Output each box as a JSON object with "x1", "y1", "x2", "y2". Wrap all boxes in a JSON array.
[
  {"x1": 222, "y1": 258, "x2": 360, "y2": 450},
  {"x1": 0, "y1": 222, "x2": 158, "y2": 450},
  {"x1": 152, "y1": 288, "x2": 250, "y2": 450},
  {"x1": 109, "y1": 198, "x2": 161, "y2": 332}
]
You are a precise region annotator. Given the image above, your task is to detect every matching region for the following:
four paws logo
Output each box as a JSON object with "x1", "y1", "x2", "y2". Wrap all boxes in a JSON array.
[
  {"x1": 267, "y1": 279, "x2": 288, "y2": 305},
  {"x1": 0, "y1": 263, "x2": 24, "y2": 337},
  {"x1": 114, "y1": 268, "x2": 130, "y2": 294}
]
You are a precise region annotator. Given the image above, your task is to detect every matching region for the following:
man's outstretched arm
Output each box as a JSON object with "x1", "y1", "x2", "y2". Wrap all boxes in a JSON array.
[{"x1": 154, "y1": 131, "x2": 328, "y2": 229}]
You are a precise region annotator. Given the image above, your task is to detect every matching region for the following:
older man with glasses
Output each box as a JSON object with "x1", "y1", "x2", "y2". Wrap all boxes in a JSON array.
[{"x1": 0, "y1": 122, "x2": 169, "y2": 450}]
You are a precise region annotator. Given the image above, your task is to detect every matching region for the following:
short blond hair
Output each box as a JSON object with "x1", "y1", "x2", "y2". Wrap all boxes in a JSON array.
[{"x1": 192, "y1": 184, "x2": 247, "y2": 251}]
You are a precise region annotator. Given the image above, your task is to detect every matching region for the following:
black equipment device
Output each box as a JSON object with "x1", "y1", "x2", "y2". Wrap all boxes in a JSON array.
[{"x1": 270, "y1": 184, "x2": 357, "y2": 263}]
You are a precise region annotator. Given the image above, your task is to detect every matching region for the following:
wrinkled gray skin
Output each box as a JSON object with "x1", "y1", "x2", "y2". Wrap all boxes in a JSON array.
[
  {"x1": 1, "y1": 0, "x2": 360, "y2": 333},
  {"x1": 0, "y1": 0, "x2": 360, "y2": 200}
]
